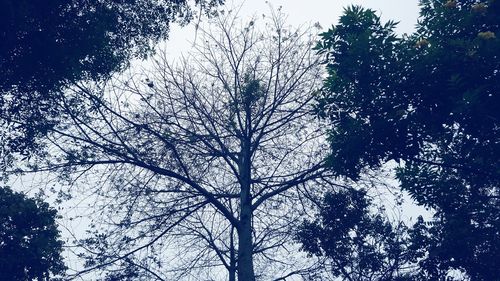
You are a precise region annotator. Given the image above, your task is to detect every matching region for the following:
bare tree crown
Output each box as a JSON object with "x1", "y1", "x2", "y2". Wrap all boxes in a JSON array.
[{"x1": 36, "y1": 9, "x2": 329, "y2": 280}]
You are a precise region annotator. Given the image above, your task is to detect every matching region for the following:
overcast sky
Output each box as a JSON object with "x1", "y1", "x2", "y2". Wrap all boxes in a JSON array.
[
  {"x1": 164, "y1": 0, "x2": 421, "y2": 56},
  {"x1": 236, "y1": 0, "x2": 421, "y2": 33},
  {"x1": 158, "y1": 0, "x2": 428, "y2": 220}
]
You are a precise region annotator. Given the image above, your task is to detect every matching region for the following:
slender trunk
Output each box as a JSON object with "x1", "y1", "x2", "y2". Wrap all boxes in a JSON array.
[
  {"x1": 237, "y1": 134, "x2": 256, "y2": 281},
  {"x1": 229, "y1": 226, "x2": 236, "y2": 281},
  {"x1": 229, "y1": 266, "x2": 236, "y2": 281},
  {"x1": 237, "y1": 202, "x2": 255, "y2": 281}
]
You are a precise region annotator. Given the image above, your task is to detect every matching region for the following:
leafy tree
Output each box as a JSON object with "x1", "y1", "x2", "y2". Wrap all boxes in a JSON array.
[
  {"x1": 0, "y1": 0, "x2": 222, "y2": 169},
  {"x1": 315, "y1": 2, "x2": 499, "y2": 280},
  {"x1": 22, "y1": 11, "x2": 330, "y2": 280},
  {"x1": 297, "y1": 188, "x2": 416, "y2": 281},
  {"x1": 0, "y1": 187, "x2": 65, "y2": 280}
]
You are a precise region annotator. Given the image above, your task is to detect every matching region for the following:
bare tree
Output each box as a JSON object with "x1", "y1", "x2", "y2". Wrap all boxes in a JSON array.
[{"x1": 26, "y1": 9, "x2": 330, "y2": 281}]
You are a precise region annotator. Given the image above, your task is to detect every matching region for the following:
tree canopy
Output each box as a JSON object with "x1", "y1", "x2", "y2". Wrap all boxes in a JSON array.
[
  {"x1": 0, "y1": 187, "x2": 65, "y2": 280},
  {"x1": 0, "y1": 0, "x2": 222, "y2": 168},
  {"x1": 21, "y1": 11, "x2": 331, "y2": 280},
  {"x1": 315, "y1": 2, "x2": 499, "y2": 280}
]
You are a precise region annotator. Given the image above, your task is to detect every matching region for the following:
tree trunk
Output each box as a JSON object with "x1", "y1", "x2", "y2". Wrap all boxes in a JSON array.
[
  {"x1": 237, "y1": 201, "x2": 255, "y2": 281},
  {"x1": 229, "y1": 267, "x2": 236, "y2": 281},
  {"x1": 237, "y1": 134, "x2": 256, "y2": 281},
  {"x1": 229, "y1": 226, "x2": 236, "y2": 281}
]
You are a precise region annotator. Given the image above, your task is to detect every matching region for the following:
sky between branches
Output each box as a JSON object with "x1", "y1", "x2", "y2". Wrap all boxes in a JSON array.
[{"x1": 162, "y1": 0, "x2": 420, "y2": 57}]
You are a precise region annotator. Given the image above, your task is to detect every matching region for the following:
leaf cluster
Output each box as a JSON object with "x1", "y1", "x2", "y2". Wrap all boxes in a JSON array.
[
  {"x1": 297, "y1": 189, "x2": 414, "y2": 281},
  {"x1": 0, "y1": 187, "x2": 65, "y2": 280}
]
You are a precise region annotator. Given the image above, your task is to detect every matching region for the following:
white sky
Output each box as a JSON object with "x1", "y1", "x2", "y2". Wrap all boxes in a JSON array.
[
  {"x1": 163, "y1": 0, "x2": 421, "y2": 57},
  {"x1": 236, "y1": 0, "x2": 421, "y2": 33}
]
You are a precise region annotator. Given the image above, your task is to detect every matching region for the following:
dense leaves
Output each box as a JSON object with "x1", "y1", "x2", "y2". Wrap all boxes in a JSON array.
[
  {"x1": 0, "y1": 187, "x2": 65, "y2": 280},
  {"x1": 316, "y1": 2, "x2": 499, "y2": 280},
  {"x1": 0, "y1": 0, "x2": 222, "y2": 167},
  {"x1": 314, "y1": 6, "x2": 404, "y2": 180},
  {"x1": 297, "y1": 189, "x2": 415, "y2": 281}
]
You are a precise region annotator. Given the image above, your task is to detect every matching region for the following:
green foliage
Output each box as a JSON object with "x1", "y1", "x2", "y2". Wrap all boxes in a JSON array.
[
  {"x1": 0, "y1": 187, "x2": 65, "y2": 280},
  {"x1": 314, "y1": 6, "x2": 405, "y2": 179},
  {"x1": 297, "y1": 189, "x2": 415, "y2": 281},
  {"x1": 316, "y1": 2, "x2": 500, "y2": 280},
  {"x1": 0, "y1": 0, "x2": 223, "y2": 164}
]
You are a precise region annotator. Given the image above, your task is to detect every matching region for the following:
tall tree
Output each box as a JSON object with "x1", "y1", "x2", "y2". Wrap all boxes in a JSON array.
[
  {"x1": 0, "y1": 0, "x2": 222, "y2": 171},
  {"x1": 315, "y1": 2, "x2": 499, "y2": 280},
  {"x1": 24, "y1": 11, "x2": 329, "y2": 280},
  {"x1": 0, "y1": 187, "x2": 66, "y2": 280}
]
